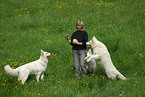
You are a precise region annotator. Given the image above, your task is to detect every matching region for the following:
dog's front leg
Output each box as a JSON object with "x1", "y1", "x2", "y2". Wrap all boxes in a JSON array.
[
  {"x1": 87, "y1": 54, "x2": 101, "y2": 62},
  {"x1": 86, "y1": 56, "x2": 92, "y2": 62},
  {"x1": 84, "y1": 56, "x2": 90, "y2": 60},
  {"x1": 92, "y1": 54, "x2": 101, "y2": 60},
  {"x1": 41, "y1": 73, "x2": 44, "y2": 80},
  {"x1": 36, "y1": 72, "x2": 41, "y2": 82}
]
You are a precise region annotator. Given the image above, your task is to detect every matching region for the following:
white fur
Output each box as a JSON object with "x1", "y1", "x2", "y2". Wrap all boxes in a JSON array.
[
  {"x1": 86, "y1": 49, "x2": 96, "y2": 73},
  {"x1": 4, "y1": 49, "x2": 51, "y2": 85},
  {"x1": 85, "y1": 36, "x2": 127, "y2": 80}
]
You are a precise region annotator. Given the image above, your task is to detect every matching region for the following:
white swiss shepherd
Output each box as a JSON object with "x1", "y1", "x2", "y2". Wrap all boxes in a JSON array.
[
  {"x1": 85, "y1": 36, "x2": 127, "y2": 80},
  {"x1": 4, "y1": 49, "x2": 51, "y2": 85}
]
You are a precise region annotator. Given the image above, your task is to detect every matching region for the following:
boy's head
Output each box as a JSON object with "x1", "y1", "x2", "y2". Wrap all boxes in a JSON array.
[{"x1": 76, "y1": 20, "x2": 84, "y2": 30}]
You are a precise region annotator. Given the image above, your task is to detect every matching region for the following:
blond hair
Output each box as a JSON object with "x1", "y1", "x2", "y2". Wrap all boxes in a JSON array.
[{"x1": 76, "y1": 20, "x2": 84, "y2": 29}]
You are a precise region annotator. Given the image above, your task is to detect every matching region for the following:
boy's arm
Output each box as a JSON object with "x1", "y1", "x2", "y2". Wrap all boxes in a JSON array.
[{"x1": 66, "y1": 34, "x2": 72, "y2": 45}]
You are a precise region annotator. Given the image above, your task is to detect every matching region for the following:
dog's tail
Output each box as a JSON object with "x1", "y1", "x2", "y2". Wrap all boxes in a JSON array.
[{"x1": 4, "y1": 65, "x2": 19, "y2": 76}]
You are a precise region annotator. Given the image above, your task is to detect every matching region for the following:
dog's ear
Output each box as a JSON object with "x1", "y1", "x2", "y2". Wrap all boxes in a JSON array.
[
  {"x1": 92, "y1": 36, "x2": 95, "y2": 42},
  {"x1": 41, "y1": 49, "x2": 44, "y2": 56},
  {"x1": 92, "y1": 36, "x2": 97, "y2": 42},
  {"x1": 92, "y1": 36, "x2": 95, "y2": 41}
]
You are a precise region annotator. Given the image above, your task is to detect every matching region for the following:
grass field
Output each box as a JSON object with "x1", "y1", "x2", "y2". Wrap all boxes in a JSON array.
[{"x1": 0, "y1": 0, "x2": 145, "y2": 97}]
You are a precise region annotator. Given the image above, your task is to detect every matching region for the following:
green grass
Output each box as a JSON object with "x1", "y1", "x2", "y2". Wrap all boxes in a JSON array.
[{"x1": 0, "y1": 0, "x2": 145, "y2": 97}]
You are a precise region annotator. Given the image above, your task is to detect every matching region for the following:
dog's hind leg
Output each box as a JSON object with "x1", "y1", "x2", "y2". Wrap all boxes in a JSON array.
[
  {"x1": 18, "y1": 71, "x2": 28, "y2": 85},
  {"x1": 18, "y1": 73, "x2": 21, "y2": 82},
  {"x1": 21, "y1": 75, "x2": 28, "y2": 85}
]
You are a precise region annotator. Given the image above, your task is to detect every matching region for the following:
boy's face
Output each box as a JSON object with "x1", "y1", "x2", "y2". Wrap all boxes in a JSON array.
[{"x1": 76, "y1": 24, "x2": 83, "y2": 30}]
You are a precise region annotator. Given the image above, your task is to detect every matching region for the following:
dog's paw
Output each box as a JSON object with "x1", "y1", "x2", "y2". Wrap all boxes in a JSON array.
[
  {"x1": 36, "y1": 79, "x2": 39, "y2": 82},
  {"x1": 84, "y1": 56, "x2": 88, "y2": 60},
  {"x1": 41, "y1": 77, "x2": 44, "y2": 80},
  {"x1": 86, "y1": 58, "x2": 91, "y2": 62},
  {"x1": 123, "y1": 77, "x2": 129, "y2": 80}
]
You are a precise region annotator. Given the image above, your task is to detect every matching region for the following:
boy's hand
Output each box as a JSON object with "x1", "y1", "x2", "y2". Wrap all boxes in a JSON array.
[
  {"x1": 72, "y1": 39, "x2": 78, "y2": 44},
  {"x1": 73, "y1": 39, "x2": 83, "y2": 45},
  {"x1": 65, "y1": 34, "x2": 69, "y2": 40}
]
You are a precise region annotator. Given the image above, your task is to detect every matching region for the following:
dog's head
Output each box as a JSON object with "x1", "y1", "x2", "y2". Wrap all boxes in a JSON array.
[
  {"x1": 41, "y1": 49, "x2": 51, "y2": 58},
  {"x1": 86, "y1": 36, "x2": 98, "y2": 48}
]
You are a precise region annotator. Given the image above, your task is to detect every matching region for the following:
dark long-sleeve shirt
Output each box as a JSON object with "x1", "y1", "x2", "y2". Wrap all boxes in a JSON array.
[{"x1": 70, "y1": 30, "x2": 88, "y2": 50}]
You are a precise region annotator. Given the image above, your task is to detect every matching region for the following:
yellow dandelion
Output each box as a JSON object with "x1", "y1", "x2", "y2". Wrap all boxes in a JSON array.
[
  {"x1": 41, "y1": 4, "x2": 44, "y2": 6},
  {"x1": 108, "y1": 24, "x2": 113, "y2": 27},
  {"x1": 1, "y1": 84, "x2": 5, "y2": 86},
  {"x1": 98, "y1": 25, "x2": 101, "y2": 28},
  {"x1": 102, "y1": 76, "x2": 104, "y2": 80},
  {"x1": 18, "y1": 14, "x2": 22, "y2": 16}
]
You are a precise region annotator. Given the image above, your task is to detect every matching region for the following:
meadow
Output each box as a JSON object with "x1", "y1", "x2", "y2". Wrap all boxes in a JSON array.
[{"x1": 0, "y1": 0, "x2": 145, "y2": 96}]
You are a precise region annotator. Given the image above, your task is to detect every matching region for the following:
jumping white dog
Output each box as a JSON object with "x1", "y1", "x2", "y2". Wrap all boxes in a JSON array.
[
  {"x1": 4, "y1": 49, "x2": 51, "y2": 85},
  {"x1": 85, "y1": 36, "x2": 127, "y2": 80}
]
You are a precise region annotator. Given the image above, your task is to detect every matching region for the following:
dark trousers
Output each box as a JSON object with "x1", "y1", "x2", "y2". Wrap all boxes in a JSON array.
[{"x1": 73, "y1": 50, "x2": 87, "y2": 78}]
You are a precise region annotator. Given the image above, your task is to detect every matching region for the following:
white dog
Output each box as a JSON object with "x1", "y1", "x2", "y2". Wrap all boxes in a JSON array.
[
  {"x1": 85, "y1": 36, "x2": 127, "y2": 80},
  {"x1": 4, "y1": 49, "x2": 51, "y2": 85},
  {"x1": 86, "y1": 49, "x2": 96, "y2": 73}
]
